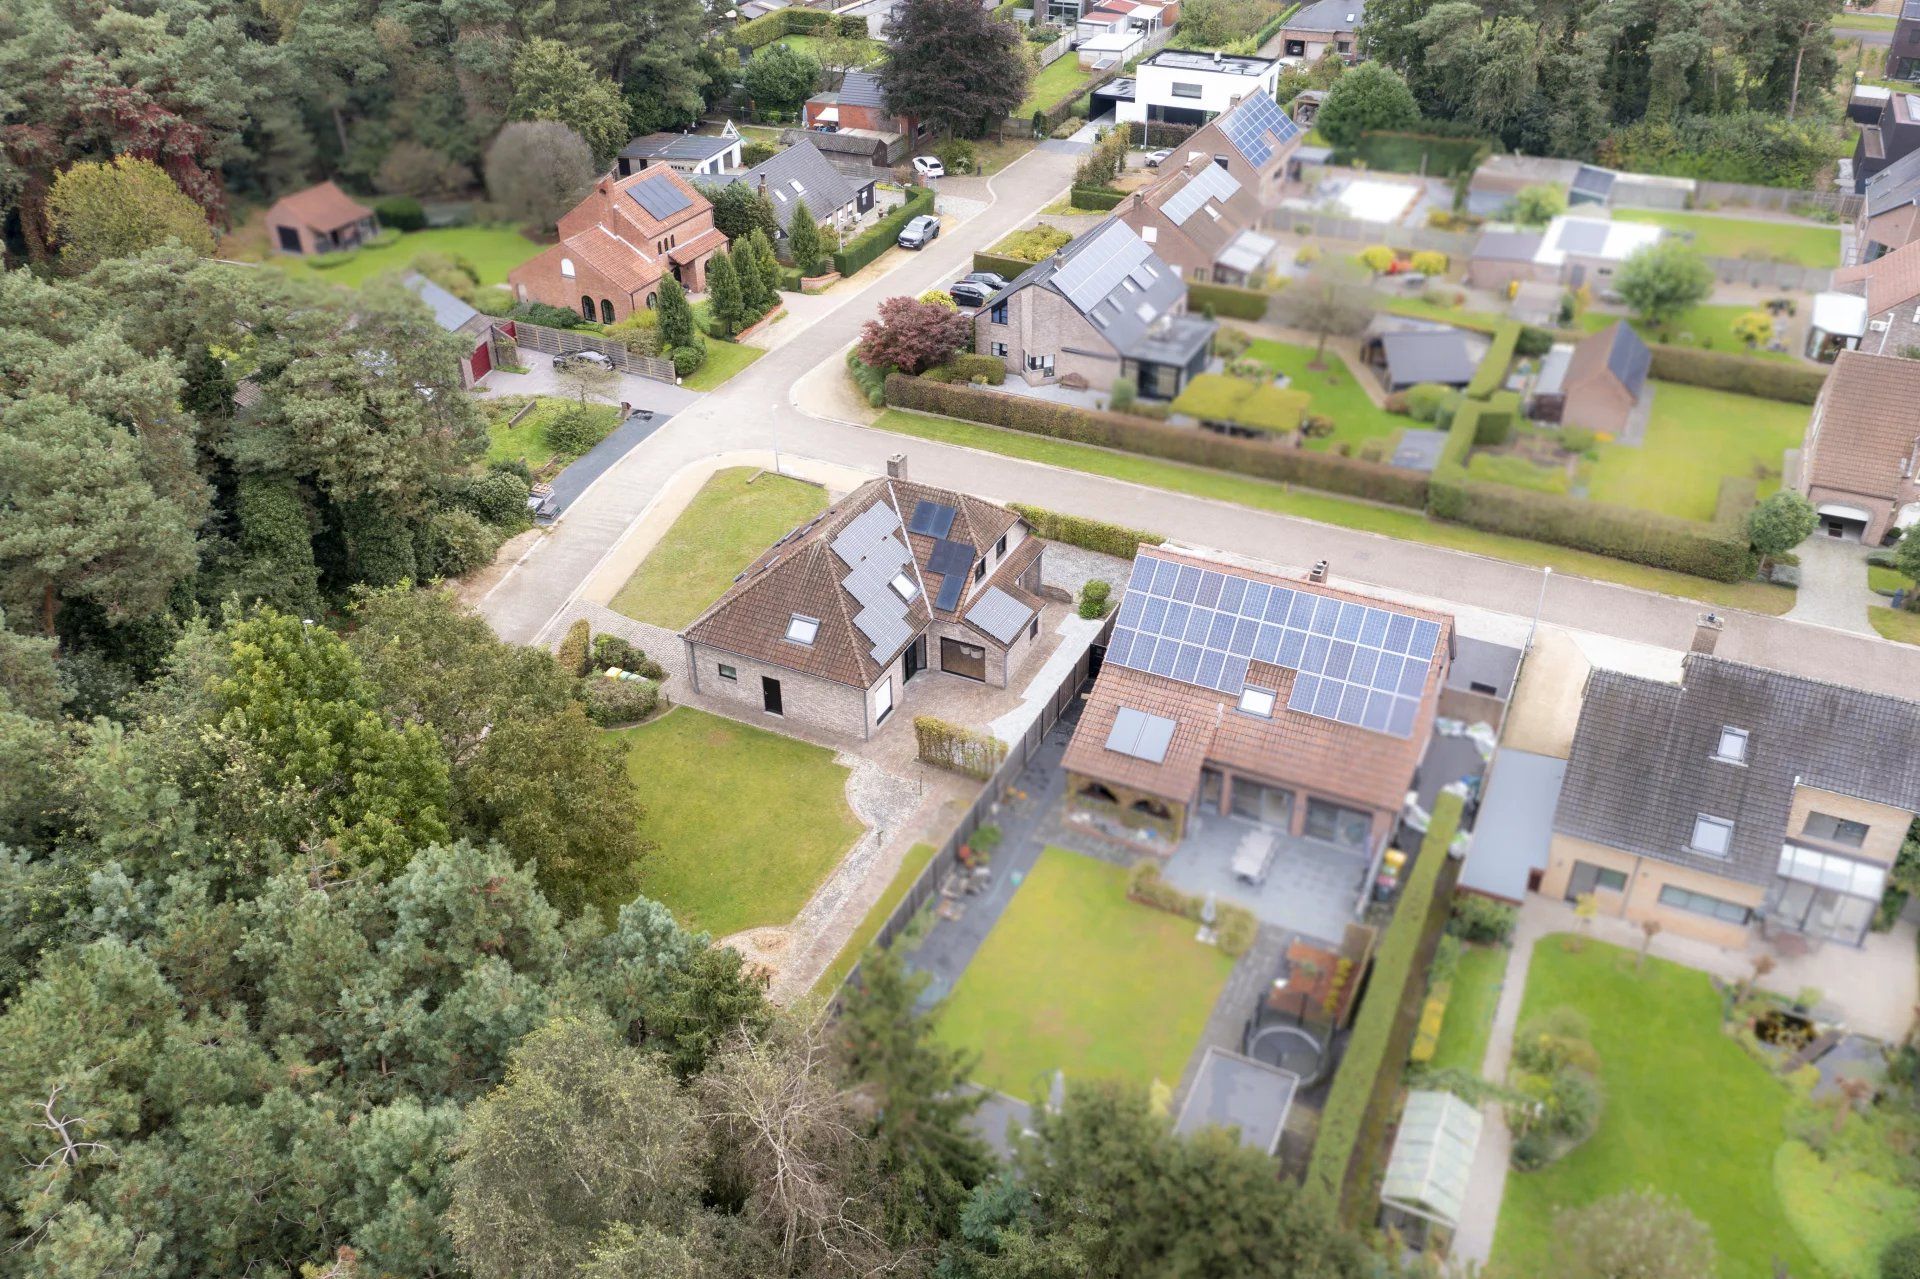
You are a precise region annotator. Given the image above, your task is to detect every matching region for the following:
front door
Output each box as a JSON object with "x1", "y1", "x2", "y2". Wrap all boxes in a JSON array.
[
  {"x1": 940, "y1": 637, "x2": 986, "y2": 681},
  {"x1": 762, "y1": 676, "x2": 783, "y2": 715},
  {"x1": 903, "y1": 635, "x2": 925, "y2": 682}
]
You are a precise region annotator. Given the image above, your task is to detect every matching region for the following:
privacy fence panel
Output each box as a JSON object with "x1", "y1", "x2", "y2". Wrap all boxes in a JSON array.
[{"x1": 513, "y1": 321, "x2": 677, "y2": 383}]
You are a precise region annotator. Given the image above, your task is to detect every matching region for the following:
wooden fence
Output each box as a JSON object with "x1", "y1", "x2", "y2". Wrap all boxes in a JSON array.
[{"x1": 513, "y1": 320, "x2": 676, "y2": 382}]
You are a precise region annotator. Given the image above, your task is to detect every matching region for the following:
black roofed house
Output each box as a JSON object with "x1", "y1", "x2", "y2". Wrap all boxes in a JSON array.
[
  {"x1": 1362, "y1": 322, "x2": 1488, "y2": 392},
  {"x1": 616, "y1": 123, "x2": 743, "y2": 178},
  {"x1": 681, "y1": 464, "x2": 1049, "y2": 740},
  {"x1": 1855, "y1": 88, "x2": 1920, "y2": 195},
  {"x1": 1527, "y1": 321, "x2": 1651, "y2": 437},
  {"x1": 704, "y1": 138, "x2": 875, "y2": 240},
  {"x1": 1859, "y1": 145, "x2": 1920, "y2": 261},
  {"x1": 1543, "y1": 648, "x2": 1920, "y2": 948},
  {"x1": 974, "y1": 217, "x2": 1218, "y2": 400}
]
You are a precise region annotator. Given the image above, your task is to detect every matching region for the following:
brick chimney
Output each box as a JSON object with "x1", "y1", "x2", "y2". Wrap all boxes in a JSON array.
[
  {"x1": 886, "y1": 453, "x2": 909, "y2": 481},
  {"x1": 1691, "y1": 612, "x2": 1723, "y2": 655}
]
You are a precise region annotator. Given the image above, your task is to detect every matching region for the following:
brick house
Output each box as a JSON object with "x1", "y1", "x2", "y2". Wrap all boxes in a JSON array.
[
  {"x1": 682, "y1": 467, "x2": 1046, "y2": 741},
  {"x1": 1272, "y1": 0, "x2": 1366, "y2": 62},
  {"x1": 1527, "y1": 321, "x2": 1651, "y2": 436},
  {"x1": 1859, "y1": 147, "x2": 1920, "y2": 262},
  {"x1": 1466, "y1": 214, "x2": 1663, "y2": 291},
  {"x1": 704, "y1": 139, "x2": 877, "y2": 243},
  {"x1": 1799, "y1": 349, "x2": 1920, "y2": 543},
  {"x1": 507, "y1": 168, "x2": 728, "y2": 323},
  {"x1": 1544, "y1": 652, "x2": 1920, "y2": 948},
  {"x1": 975, "y1": 217, "x2": 1216, "y2": 399},
  {"x1": 1112, "y1": 91, "x2": 1301, "y2": 283},
  {"x1": 802, "y1": 70, "x2": 925, "y2": 145},
  {"x1": 1830, "y1": 236, "x2": 1920, "y2": 355},
  {"x1": 264, "y1": 181, "x2": 378, "y2": 256},
  {"x1": 1063, "y1": 546, "x2": 1452, "y2": 854}
]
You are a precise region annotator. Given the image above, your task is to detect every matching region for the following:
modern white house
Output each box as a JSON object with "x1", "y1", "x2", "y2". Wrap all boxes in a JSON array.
[{"x1": 1114, "y1": 49, "x2": 1282, "y2": 127}]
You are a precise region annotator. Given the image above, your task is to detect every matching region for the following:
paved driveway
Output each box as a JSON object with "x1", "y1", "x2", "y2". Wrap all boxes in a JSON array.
[
  {"x1": 546, "y1": 408, "x2": 673, "y2": 516},
  {"x1": 477, "y1": 349, "x2": 702, "y2": 416},
  {"x1": 1786, "y1": 533, "x2": 1876, "y2": 635}
]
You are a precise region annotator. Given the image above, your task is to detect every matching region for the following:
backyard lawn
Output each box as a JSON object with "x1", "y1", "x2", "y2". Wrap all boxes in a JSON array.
[
  {"x1": 1580, "y1": 381, "x2": 1805, "y2": 521},
  {"x1": 810, "y1": 842, "x2": 937, "y2": 999},
  {"x1": 1425, "y1": 943, "x2": 1507, "y2": 1076},
  {"x1": 616, "y1": 707, "x2": 865, "y2": 936},
  {"x1": 936, "y1": 848, "x2": 1235, "y2": 1102},
  {"x1": 609, "y1": 466, "x2": 828, "y2": 629},
  {"x1": 268, "y1": 224, "x2": 546, "y2": 288},
  {"x1": 1871, "y1": 606, "x2": 1920, "y2": 644},
  {"x1": 776, "y1": 34, "x2": 883, "y2": 63},
  {"x1": 1018, "y1": 57, "x2": 1098, "y2": 116},
  {"x1": 1580, "y1": 304, "x2": 1795, "y2": 361},
  {"x1": 482, "y1": 396, "x2": 619, "y2": 473},
  {"x1": 1610, "y1": 209, "x2": 1841, "y2": 269},
  {"x1": 1245, "y1": 339, "x2": 1411, "y2": 455},
  {"x1": 870, "y1": 408, "x2": 1798, "y2": 614},
  {"x1": 683, "y1": 339, "x2": 765, "y2": 392},
  {"x1": 1490, "y1": 936, "x2": 1820, "y2": 1279}
]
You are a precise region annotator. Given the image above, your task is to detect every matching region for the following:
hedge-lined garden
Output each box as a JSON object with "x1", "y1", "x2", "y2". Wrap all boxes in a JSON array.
[
  {"x1": 832, "y1": 187, "x2": 936, "y2": 277},
  {"x1": 1188, "y1": 280, "x2": 1269, "y2": 321},
  {"x1": 1006, "y1": 504, "x2": 1165, "y2": 559},
  {"x1": 732, "y1": 6, "x2": 865, "y2": 50}
]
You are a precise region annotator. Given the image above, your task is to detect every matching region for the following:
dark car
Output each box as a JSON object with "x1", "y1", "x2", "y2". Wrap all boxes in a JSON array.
[
  {"x1": 897, "y1": 214, "x2": 940, "y2": 249},
  {"x1": 963, "y1": 270, "x2": 1009, "y2": 291},
  {"x1": 948, "y1": 279, "x2": 995, "y2": 308}
]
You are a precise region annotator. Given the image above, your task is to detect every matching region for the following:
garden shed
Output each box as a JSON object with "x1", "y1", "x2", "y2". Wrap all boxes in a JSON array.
[{"x1": 1380, "y1": 1089, "x2": 1482, "y2": 1231}]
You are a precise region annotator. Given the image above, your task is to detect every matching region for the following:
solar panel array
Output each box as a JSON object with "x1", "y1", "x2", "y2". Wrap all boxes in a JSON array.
[
  {"x1": 1162, "y1": 163, "x2": 1241, "y2": 226},
  {"x1": 1051, "y1": 222, "x2": 1153, "y2": 312},
  {"x1": 1106, "y1": 706, "x2": 1176, "y2": 763},
  {"x1": 626, "y1": 173, "x2": 692, "y2": 221},
  {"x1": 1105, "y1": 553, "x2": 1442, "y2": 739},
  {"x1": 831, "y1": 502, "x2": 916, "y2": 663},
  {"x1": 907, "y1": 500, "x2": 956, "y2": 538},
  {"x1": 1219, "y1": 93, "x2": 1301, "y2": 168},
  {"x1": 966, "y1": 586, "x2": 1033, "y2": 645}
]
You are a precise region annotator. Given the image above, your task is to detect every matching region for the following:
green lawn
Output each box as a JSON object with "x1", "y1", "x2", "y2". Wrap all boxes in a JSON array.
[
  {"x1": 936, "y1": 848, "x2": 1234, "y2": 1102},
  {"x1": 1580, "y1": 304, "x2": 1795, "y2": 362},
  {"x1": 1018, "y1": 57, "x2": 1098, "y2": 115},
  {"x1": 1490, "y1": 936, "x2": 1821, "y2": 1279},
  {"x1": 1833, "y1": 11, "x2": 1899, "y2": 29},
  {"x1": 776, "y1": 34, "x2": 884, "y2": 63},
  {"x1": 272, "y1": 224, "x2": 546, "y2": 288},
  {"x1": 1426, "y1": 944, "x2": 1506, "y2": 1075},
  {"x1": 1382, "y1": 297, "x2": 1507, "y2": 334},
  {"x1": 615, "y1": 707, "x2": 865, "y2": 936},
  {"x1": 1776, "y1": 1135, "x2": 1920, "y2": 1279},
  {"x1": 1610, "y1": 208, "x2": 1840, "y2": 269},
  {"x1": 683, "y1": 339, "x2": 765, "y2": 391},
  {"x1": 1245, "y1": 339, "x2": 1411, "y2": 454},
  {"x1": 1871, "y1": 605, "x2": 1920, "y2": 644},
  {"x1": 610, "y1": 466, "x2": 827, "y2": 628},
  {"x1": 1581, "y1": 381, "x2": 1806, "y2": 521},
  {"x1": 1468, "y1": 450, "x2": 1571, "y2": 495},
  {"x1": 810, "y1": 843, "x2": 937, "y2": 1000},
  {"x1": 1868, "y1": 564, "x2": 1912, "y2": 596},
  {"x1": 482, "y1": 396, "x2": 619, "y2": 472},
  {"x1": 869, "y1": 408, "x2": 1798, "y2": 612}
]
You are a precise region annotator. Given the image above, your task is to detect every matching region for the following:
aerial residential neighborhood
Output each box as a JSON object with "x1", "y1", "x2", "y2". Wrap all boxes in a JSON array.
[{"x1": 8, "y1": 0, "x2": 1920, "y2": 1275}]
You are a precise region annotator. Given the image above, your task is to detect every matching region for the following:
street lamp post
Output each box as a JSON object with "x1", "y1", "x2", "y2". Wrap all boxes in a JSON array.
[
  {"x1": 1526, "y1": 566, "x2": 1552, "y2": 652},
  {"x1": 770, "y1": 399, "x2": 781, "y2": 477}
]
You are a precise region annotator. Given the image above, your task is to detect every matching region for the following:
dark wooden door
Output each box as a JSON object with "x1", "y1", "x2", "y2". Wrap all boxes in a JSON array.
[{"x1": 762, "y1": 676, "x2": 783, "y2": 715}]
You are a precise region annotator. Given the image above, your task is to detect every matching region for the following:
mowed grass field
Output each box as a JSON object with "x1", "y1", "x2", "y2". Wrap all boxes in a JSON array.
[
  {"x1": 268, "y1": 224, "x2": 546, "y2": 288},
  {"x1": 1582, "y1": 381, "x2": 1806, "y2": 521},
  {"x1": 616, "y1": 707, "x2": 865, "y2": 936},
  {"x1": 1610, "y1": 208, "x2": 1841, "y2": 269},
  {"x1": 1246, "y1": 339, "x2": 1412, "y2": 455}
]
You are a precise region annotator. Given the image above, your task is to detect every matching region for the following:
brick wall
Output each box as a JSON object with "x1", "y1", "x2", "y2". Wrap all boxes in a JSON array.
[
  {"x1": 684, "y1": 640, "x2": 874, "y2": 739},
  {"x1": 1540, "y1": 832, "x2": 1766, "y2": 948}
]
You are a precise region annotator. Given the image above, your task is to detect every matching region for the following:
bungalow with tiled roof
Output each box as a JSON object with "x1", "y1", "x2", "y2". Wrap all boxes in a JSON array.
[
  {"x1": 1798, "y1": 349, "x2": 1920, "y2": 543},
  {"x1": 1063, "y1": 546, "x2": 1452, "y2": 857},
  {"x1": 681, "y1": 465, "x2": 1047, "y2": 741},
  {"x1": 265, "y1": 181, "x2": 378, "y2": 256},
  {"x1": 1831, "y1": 235, "x2": 1920, "y2": 358},
  {"x1": 506, "y1": 168, "x2": 728, "y2": 323}
]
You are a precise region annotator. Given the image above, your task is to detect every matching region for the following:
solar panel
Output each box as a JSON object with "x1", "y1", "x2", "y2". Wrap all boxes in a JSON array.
[
  {"x1": 1219, "y1": 92, "x2": 1301, "y2": 168},
  {"x1": 1051, "y1": 221, "x2": 1153, "y2": 312},
  {"x1": 934, "y1": 572, "x2": 967, "y2": 614},
  {"x1": 966, "y1": 586, "x2": 1033, "y2": 645},
  {"x1": 831, "y1": 502, "x2": 903, "y2": 568},
  {"x1": 1105, "y1": 706, "x2": 1176, "y2": 763},
  {"x1": 906, "y1": 500, "x2": 956, "y2": 538},
  {"x1": 626, "y1": 173, "x2": 692, "y2": 220},
  {"x1": 927, "y1": 538, "x2": 974, "y2": 578},
  {"x1": 1161, "y1": 162, "x2": 1242, "y2": 226}
]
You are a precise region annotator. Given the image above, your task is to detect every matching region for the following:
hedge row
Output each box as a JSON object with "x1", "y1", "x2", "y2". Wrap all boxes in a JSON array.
[
  {"x1": 833, "y1": 186, "x2": 936, "y2": 277},
  {"x1": 922, "y1": 353, "x2": 1006, "y2": 385},
  {"x1": 1464, "y1": 320, "x2": 1520, "y2": 400},
  {"x1": 1647, "y1": 343, "x2": 1827, "y2": 405},
  {"x1": 1187, "y1": 280, "x2": 1269, "y2": 321},
  {"x1": 1128, "y1": 861, "x2": 1258, "y2": 957},
  {"x1": 733, "y1": 7, "x2": 865, "y2": 48},
  {"x1": 1474, "y1": 390, "x2": 1519, "y2": 446},
  {"x1": 1330, "y1": 130, "x2": 1492, "y2": 178},
  {"x1": 1253, "y1": 0, "x2": 1304, "y2": 46},
  {"x1": 971, "y1": 250, "x2": 1032, "y2": 280},
  {"x1": 1068, "y1": 184, "x2": 1126, "y2": 211},
  {"x1": 1030, "y1": 66, "x2": 1119, "y2": 135},
  {"x1": 913, "y1": 715, "x2": 1007, "y2": 780},
  {"x1": 885, "y1": 375, "x2": 1430, "y2": 508},
  {"x1": 1007, "y1": 503, "x2": 1164, "y2": 559},
  {"x1": 1306, "y1": 792, "x2": 1463, "y2": 1223}
]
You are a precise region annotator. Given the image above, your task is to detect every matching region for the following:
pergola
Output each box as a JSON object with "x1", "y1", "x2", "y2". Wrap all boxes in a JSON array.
[{"x1": 1380, "y1": 1089, "x2": 1482, "y2": 1231}]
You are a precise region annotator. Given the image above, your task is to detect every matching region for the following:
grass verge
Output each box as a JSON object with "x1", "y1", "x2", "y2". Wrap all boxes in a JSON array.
[
  {"x1": 270, "y1": 224, "x2": 544, "y2": 287},
  {"x1": 810, "y1": 843, "x2": 937, "y2": 999},
  {"x1": 685, "y1": 339, "x2": 766, "y2": 391},
  {"x1": 1870, "y1": 605, "x2": 1920, "y2": 644},
  {"x1": 1582, "y1": 381, "x2": 1804, "y2": 521}
]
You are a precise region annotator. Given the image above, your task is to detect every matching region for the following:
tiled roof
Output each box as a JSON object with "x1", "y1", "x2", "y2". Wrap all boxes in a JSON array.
[
  {"x1": 1554, "y1": 655, "x2": 1920, "y2": 887},
  {"x1": 1805, "y1": 350, "x2": 1920, "y2": 500},
  {"x1": 268, "y1": 181, "x2": 371, "y2": 232},
  {"x1": 1867, "y1": 141, "x2": 1920, "y2": 214},
  {"x1": 684, "y1": 478, "x2": 1030, "y2": 687},
  {"x1": 1063, "y1": 548, "x2": 1450, "y2": 812},
  {"x1": 559, "y1": 224, "x2": 662, "y2": 295},
  {"x1": 1834, "y1": 237, "x2": 1920, "y2": 316},
  {"x1": 707, "y1": 139, "x2": 861, "y2": 225},
  {"x1": 667, "y1": 226, "x2": 729, "y2": 265},
  {"x1": 1564, "y1": 321, "x2": 1650, "y2": 399}
]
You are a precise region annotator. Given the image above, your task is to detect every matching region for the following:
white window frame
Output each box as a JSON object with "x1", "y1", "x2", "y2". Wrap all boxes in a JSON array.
[
  {"x1": 1713, "y1": 726, "x2": 1748, "y2": 764},
  {"x1": 1238, "y1": 686, "x2": 1276, "y2": 717},
  {"x1": 874, "y1": 674, "x2": 894, "y2": 723},
  {"x1": 1689, "y1": 813, "x2": 1734, "y2": 858},
  {"x1": 785, "y1": 615, "x2": 821, "y2": 645},
  {"x1": 889, "y1": 572, "x2": 919, "y2": 602}
]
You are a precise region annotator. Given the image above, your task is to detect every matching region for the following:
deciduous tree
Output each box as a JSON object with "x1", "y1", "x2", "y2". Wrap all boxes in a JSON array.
[
  {"x1": 1271, "y1": 261, "x2": 1373, "y2": 366},
  {"x1": 701, "y1": 180, "x2": 781, "y2": 242},
  {"x1": 880, "y1": 0, "x2": 1031, "y2": 138},
  {"x1": 743, "y1": 44, "x2": 823, "y2": 118},
  {"x1": 509, "y1": 38, "x2": 632, "y2": 169},
  {"x1": 1615, "y1": 240, "x2": 1715, "y2": 332},
  {"x1": 856, "y1": 295, "x2": 973, "y2": 373},
  {"x1": 485, "y1": 120, "x2": 597, "y2": 235},
  {"x1": 1746, "y1": 491, "x2": 1815, "y2": 563},
  {"x1": 1551, "y1": 1189, "x2": 1718, "y2": 1279},
  {"x1": 1313, "y1": 61, "x2": 1419, "y2": 148},
  {"x1": 47, "y1": 157, "x2": 217, "y2": 271}
]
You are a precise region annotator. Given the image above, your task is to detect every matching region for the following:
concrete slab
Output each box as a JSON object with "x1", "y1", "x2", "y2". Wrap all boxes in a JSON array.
[{"x1": 1161, "y1": 811, "x2": 1367, "y2": 945}]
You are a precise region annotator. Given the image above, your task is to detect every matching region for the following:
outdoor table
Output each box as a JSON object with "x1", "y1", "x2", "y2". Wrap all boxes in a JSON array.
[{"x1": 1232, "y1": 828, "x2": 1277, "y2": 885}]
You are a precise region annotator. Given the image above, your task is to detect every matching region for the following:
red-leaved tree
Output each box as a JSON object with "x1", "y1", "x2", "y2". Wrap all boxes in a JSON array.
[{"x1": 856, "y1": 295, "x2": 973, "y2": 375}]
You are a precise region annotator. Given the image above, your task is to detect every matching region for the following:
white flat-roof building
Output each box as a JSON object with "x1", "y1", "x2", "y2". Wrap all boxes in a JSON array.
[{"x1": 1115, "y1": 49, "x2": 1282, "y2": 126}]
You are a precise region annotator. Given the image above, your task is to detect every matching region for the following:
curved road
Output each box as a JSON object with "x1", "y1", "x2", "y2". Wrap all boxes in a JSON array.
[{"x1": 477, "y1": 145, "x2": 1920, "y2": 699}]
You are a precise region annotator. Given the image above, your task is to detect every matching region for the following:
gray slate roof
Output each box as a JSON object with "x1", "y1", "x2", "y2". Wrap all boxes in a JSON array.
[
  {"x1": 1379, "y1": 329, "x2": 1479, "y2": 386},
  {"x1": 620, "y1": 132, "x2": 737, "y2": 163},
  {"x1": 1598, "y1": 321, "x2": 1651, "y2": 397},
  {"x1": 814, "y1": 69, "x2": 887, "y2": 108},
  {"x1": 1569, "y1": 164, "x2": 1616, "y2": 201},
  {"x1": 707, "y1": 138, "x2": 864, "y2": 225},
  {"x1": 989, "y1": 217, "x2": 1203, "y2": 363},
  {"x1": 1554, "y1": 655, "x2": 1920, "y2": 887},
  {"x1": 1285, "y1": 0, "x2": 1365, "y2": 32},
  {"x1": 1472, "y1": 229, "x2": 1543, "y2": 262},
  {"x1": 1867, "y1": 145, "x2": 1920, "y2": 216},
  {"x1": 401, "y1": 272, "x2": 483, "y2": 335}
]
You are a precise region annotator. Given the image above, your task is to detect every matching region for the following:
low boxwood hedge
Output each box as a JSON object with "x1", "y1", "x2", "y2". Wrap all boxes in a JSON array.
[
  {"x1": 886, "y1": 375, "x2": 1430, "y2": 509},
  {"x1": 971, "y1": 250, "x2": 1031, "y2": 280},
  {"x1": 1007, "y1": 503, "x2": 1164, "y2": 558},
  {"x1": 1465, "y1": 321, "x2": 1520, "y2": 400},
  {"x1": 832, "y1": 186, "x2": 936, "y2": 278},
  {"x1": 1187, "y1": 280, "x2": 1269, "y2": 321},
  {"x1": 1068, "y1": 184, "x2": 1126, "y2": 211}
]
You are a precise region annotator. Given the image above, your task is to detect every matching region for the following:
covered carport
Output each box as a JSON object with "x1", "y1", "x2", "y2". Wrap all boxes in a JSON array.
[{"x1": 1457, "y1": 748, "x2": 1566, "y2": 902}]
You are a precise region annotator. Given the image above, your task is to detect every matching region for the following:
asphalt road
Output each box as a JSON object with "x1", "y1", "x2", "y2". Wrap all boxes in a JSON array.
[{"x1": 475, "y1": 145, "x2": 1920, "y2": 698}]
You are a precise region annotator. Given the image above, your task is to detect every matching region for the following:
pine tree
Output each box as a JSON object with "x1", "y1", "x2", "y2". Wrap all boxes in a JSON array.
[
  {"x1": 786, "y1": 204, "x2": 824, "y2": 277},
  {"x1": 746, "y1": 229, "x2": 782, "y2": 306},
  {"x1": 733, "y1": 242, "x2": 770, "y2": 317},
  {"x1": 706, "y1": 252, "x2": 745, "y2": 338},
  {"x1": 656, "y1": 276, "x2": 695, "y2": 350}
]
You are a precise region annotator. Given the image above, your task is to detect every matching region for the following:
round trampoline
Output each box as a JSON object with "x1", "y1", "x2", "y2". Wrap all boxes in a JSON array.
[{"x1": 1246, "y1": 1023, "x2": 1329, "y2": 1086}]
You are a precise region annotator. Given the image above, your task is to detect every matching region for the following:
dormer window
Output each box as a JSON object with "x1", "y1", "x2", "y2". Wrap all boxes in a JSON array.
[
  {"x1": 785, "y1": 615, "x2": 820, "y2": 645},
  {"x1": 889, "y1": 572, "x2": 918, "y2": 602},
  {"x1": 1238, "y1": 686, "x2": 1275, "y2": 717},
  {"x1": 1689, "y1": 814, "x2": 1734, "y2": 858},
  {"x1": 1713, "y1": 726, "x2": 1748, "y2": 764}
]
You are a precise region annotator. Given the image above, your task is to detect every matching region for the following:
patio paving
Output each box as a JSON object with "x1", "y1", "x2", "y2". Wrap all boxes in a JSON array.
[{"x1": 1160, "y1": 810, "x2": 1369, "y2": 945}]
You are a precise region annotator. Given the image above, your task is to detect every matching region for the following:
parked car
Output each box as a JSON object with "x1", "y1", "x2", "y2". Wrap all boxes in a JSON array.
[
  {"x1": 948, "y1": 279, "x2": 994, "y2": 308},
  {"x1": 963, "y1": 270, "x2": 1008, "y2": 291},
  {"x1": 897, "y1": 214, "x2": 940, "y2": 249},
  {"x1": 912, "y1": 155, "x2": 945, "y2": 179},
  {"x1": 1145, "y1": 149, "x2": 1172, "y2": 167},
  {"x1": 553, "y1": 349, "x2": 614, "y2": 371}
]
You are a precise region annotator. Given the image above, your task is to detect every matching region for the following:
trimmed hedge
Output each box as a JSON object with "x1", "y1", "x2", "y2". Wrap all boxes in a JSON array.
[
  {"x1": 913, "y1": 715, "x2": 1007, "y2": 779},
  {"x1": 971, "y1": 250, "x2": 1031, "y2": 280},
  {"x1": 1008, "y1": 503, "x2": 1164, "y2": 558},
  {"x1": 1029, "y1": 66, "x2": 1119, "y2": 135},
  {"x1": 1187, "y1": 280, "x2": 1269, "y2": 321},
  {"x1": 1331, "y1": 130, "x2": 1492, "y2": 178},
  {"x1": 887, "y1": 376, "x2": 1430, "y2": 508},
  {"x1": 1068, "y1": 184, "x2": 1126, "y2": 211},
  {"x1": 1307, "y1": 792, "x2": 1463, "y2": 1223},
  {"x1": 922, "y1": 353, "x2": 1007, "y2": 385},
  {"x1": 847, "y1": 351, "x2": 889, "y2": 406},
  {"x1": 1465, "y1": 321, "x2": 1520, "y2": 400},
  {"x1": 1474, "y1": 390, "x2": 1519, "y2": 446},
  {"x1": 1253, "y1": 0, "x2": 1303, "y2": 46},
  {"x1": 832, "y1": 186, "x2": 936, "y2": 277},
  {"x1": 734, "y1": 7, "x2": 864, "y2": 48},
  {"x1": 1127, "y1": 861, "x2": 1258, "y2": 957},
  {"x1": 1646, "y1": 344, "x2": 1827, "y2": 405}
]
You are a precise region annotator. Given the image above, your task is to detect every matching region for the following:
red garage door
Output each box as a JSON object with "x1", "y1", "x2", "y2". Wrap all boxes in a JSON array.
[{"x1": 468, "y1": 340, "x2": 491, "y2": 384}]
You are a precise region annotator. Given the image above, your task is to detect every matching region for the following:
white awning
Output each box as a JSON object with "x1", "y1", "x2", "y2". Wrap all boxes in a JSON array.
[
  {"x1": 1381, "y1": 1090, "x2": 1482, "y2": 1230},
  {"x1": 1218, "y1": 229, "x2": 1278, "y2": 276},
  {"x1": 1817, "y1": 502, "x2": 1874, "y2": 523},
  {"x1": 814, "y1": 106, "x2": 840, "y2": 123},
  {"x1": 1810, "y1": 291, "x2": 1870, "y2": 340}
]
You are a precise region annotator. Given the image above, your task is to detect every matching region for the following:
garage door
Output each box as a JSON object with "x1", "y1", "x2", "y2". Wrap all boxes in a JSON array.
[
  {"x1": 940, "y1": 637, "x2": 986, "y2": 681},
  {"x1": 468, "y1": 340, "x2": 491, "y2": 384}
]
